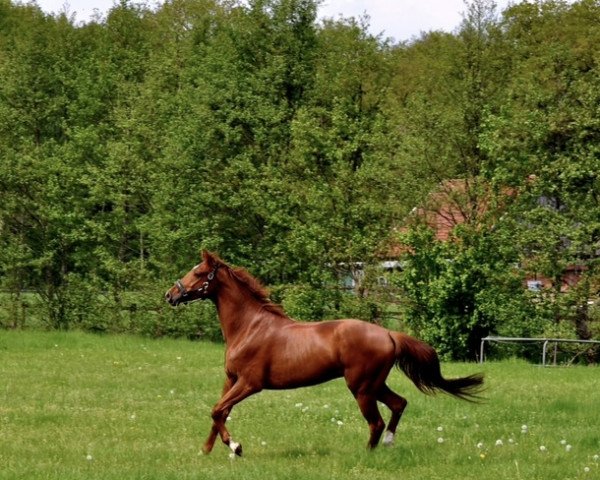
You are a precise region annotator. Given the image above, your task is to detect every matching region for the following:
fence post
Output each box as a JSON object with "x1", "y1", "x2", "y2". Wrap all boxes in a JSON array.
[{"x1": 479, "y1": 338, "x2": 486, "y2": 364}]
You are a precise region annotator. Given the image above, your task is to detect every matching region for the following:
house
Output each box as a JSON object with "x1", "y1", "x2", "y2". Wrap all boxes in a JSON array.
[{"x1": 389, "y1": 178, "x2": 585, "y2": 293}]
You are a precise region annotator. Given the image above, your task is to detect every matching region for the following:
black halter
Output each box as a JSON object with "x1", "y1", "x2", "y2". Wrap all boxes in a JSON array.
[{"x1": 175, "y1": 264, "x2": 219, "y2": 300}]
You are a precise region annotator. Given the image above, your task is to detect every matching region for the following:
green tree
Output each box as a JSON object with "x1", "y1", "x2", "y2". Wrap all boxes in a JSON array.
[
  {"x1": 284, "y1": 15, "x2": 399, "y2": 286},
  {"x1": 480, "y1": 0, "x2": 600, "y2": 341},
  {"x1": 385, "y1": 0, "x2": 516, "y2": 359},
  {"x1": 0, "y1": 5, "x2": 92, "y2": 327}
]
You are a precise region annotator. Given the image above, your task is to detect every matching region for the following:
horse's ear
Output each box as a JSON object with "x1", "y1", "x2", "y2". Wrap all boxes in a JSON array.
[{"x1": 201, "y1": 249, "x2": 215, "y2": 267}]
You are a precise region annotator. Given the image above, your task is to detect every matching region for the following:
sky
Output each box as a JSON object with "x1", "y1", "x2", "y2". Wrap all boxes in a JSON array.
[{"x1": 31, "y1": 0, "x2": 520, "y2": 42}]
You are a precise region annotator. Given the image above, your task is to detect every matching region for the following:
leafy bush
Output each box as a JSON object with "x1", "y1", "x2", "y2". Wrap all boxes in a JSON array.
[
  {"x1": 394, "y1": 227, "x2": 525, "y2": 360},
  {"x1": 274, "y1": 283, "x2": 379, "y2": 322},
  {"x1": 134, "y1": 299, "x2": 222, "y2": 341}
]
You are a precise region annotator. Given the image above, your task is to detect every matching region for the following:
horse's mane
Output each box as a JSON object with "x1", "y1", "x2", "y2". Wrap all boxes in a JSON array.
[{"x1": 210, "y1": 253, "x2": 287, "y2": 317}]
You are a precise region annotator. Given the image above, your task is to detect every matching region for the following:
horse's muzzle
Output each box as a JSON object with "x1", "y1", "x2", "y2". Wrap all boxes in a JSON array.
[
  {"x1": 165, "y1": 279, "x2": 189, "y2": 306},
  {"x1": 165, "y1": 289, "x2": 182, "y2": 306}
]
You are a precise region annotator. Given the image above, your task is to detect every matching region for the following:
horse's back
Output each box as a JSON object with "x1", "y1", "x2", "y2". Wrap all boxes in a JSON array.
[{"x1": 285, "y1": 318, "x2": 392, "y2": 351}]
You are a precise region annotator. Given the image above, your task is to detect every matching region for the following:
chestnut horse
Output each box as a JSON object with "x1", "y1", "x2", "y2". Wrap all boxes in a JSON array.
[{"x1": 165, "y1": 251, "x2": 483, "y2": 456}]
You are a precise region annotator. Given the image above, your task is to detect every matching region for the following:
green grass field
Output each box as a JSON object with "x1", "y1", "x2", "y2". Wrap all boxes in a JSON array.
[{"x1": 1, "y1": 330, "x2": 599, "y2": 480}]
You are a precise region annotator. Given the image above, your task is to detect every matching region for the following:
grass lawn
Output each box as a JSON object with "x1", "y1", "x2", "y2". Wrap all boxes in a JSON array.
[{"x1": 1, "y1": 330, "x2": 599, "y2": 480}]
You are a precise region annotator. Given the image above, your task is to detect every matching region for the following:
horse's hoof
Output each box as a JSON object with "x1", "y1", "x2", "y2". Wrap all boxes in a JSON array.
[
  {"x1": 234, "y1": 443, "x2": 243, "y2": 456},
  {"x1": 382, "y1": 431, "x2": 395, "y2": 446},
  {"x1": 201, "y1": 446, "x2": 212, "y2": 455}
]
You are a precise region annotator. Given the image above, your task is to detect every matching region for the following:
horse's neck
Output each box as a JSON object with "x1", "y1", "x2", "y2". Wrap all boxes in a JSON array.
[{"x1": 214, "y1": 281, "x2": 287, "y2": 342}]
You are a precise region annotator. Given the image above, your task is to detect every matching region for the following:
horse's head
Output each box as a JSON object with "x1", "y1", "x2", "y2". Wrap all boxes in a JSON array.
[{"x1": 165, "y1": 250, "x2": 222, "y2": 306}]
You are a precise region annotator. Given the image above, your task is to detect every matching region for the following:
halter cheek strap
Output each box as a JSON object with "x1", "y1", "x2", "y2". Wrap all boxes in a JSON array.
[
  {"x1": 175, "y1": 279, "x2": 188, "y2": 296},
  {"x1": 175, "y1": 265, "x2": 219, "y2": 299},
  {"x1": 199, "y1": 268, "x2": 216, "y2": 295}
]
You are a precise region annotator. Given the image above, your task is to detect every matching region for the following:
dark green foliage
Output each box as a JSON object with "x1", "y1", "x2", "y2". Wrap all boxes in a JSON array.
[
  {"x1": 1, "y1": 0, "x2": 599, "y2": 358},
  {"x1": 273, "y1": 283, "x2": 379, "y2": 322}
]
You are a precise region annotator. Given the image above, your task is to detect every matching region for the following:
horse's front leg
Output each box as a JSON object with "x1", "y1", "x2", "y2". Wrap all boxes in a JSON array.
[
  {"x1": 202, "y1": 377, "x2": 235, "y2": 454},
  {"x1": 205, "y1": 378, "x2": 259, "y2": 456}
]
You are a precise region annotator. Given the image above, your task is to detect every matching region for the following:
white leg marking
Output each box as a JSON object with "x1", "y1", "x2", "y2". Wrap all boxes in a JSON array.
[
  {"x1": 382, "y1": 431, "x2": 395, "y2": 446},
  {"x1": 229, "y1": 440, "x2": 240, "y2": 454}
]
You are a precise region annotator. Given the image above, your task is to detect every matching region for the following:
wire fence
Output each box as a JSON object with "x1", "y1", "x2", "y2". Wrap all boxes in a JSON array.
[{"x1": 480, "y1": 336, "x2": 600, "y2": 366}]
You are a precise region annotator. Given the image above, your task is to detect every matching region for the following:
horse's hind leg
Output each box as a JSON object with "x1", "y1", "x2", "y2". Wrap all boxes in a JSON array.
[
  {"x1": 378, "y1": 384, "x2": 408, "y2": 446},
  {"x1": 355, "y1": 393, "x2": 386, "y2": 449}
]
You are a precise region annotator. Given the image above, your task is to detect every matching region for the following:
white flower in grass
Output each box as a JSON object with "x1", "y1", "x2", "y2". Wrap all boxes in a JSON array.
[
  {"x1": 521, "y1": 424, "x2": 528, "y2": 434},
  {"x1": 294, "y1": 403, "x2": 303, "y2": 408},
  {"x1": 476, "y1": 442, "x2": 484, "y2": 449},
  {"x1": 560, "y1": 439, "x2": 567, "y2": 445},
  {"x1": 86, "y1": 454, "x2": 93, "y2": 461},
  {"x1": 593, "y1": 454, "x2": 599, "y2": 462},
  {"x1": 437, "y1": 437, "x2": 444, "y2": 444},
  {"x1": 495, "y1": 439, "x2": 503, "y2": 447},
  {"x1": 336, "y1": 420, "x2": 344, "y2": 426},
  {"x1": 539, "y1": 445, "x2": 547, "y2": 452},
  {"x1": 584, "y1": 467, "x2": 590, "y2": 473},
  {"x1": 565, "y1": 444, "x2": 572, "y2": 452},
  {"x1": 437, "y1": 426, "x2": 443, "y2": 432}
]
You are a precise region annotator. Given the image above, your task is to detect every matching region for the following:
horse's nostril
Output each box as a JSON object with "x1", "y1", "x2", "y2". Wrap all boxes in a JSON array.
[{"x1": 165, "y1": 291, "x2": 171, "y2": 301}]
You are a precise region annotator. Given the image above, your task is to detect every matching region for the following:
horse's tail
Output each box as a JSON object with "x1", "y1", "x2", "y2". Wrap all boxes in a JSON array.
[{"x1": 390, "y1": 332, "x2": 484, "y2": 402}]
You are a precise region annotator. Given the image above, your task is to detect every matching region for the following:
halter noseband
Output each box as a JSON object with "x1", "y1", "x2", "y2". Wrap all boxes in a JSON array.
[{"x1": 175, "y1": 264, "x2": 219, "y2": 300}]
